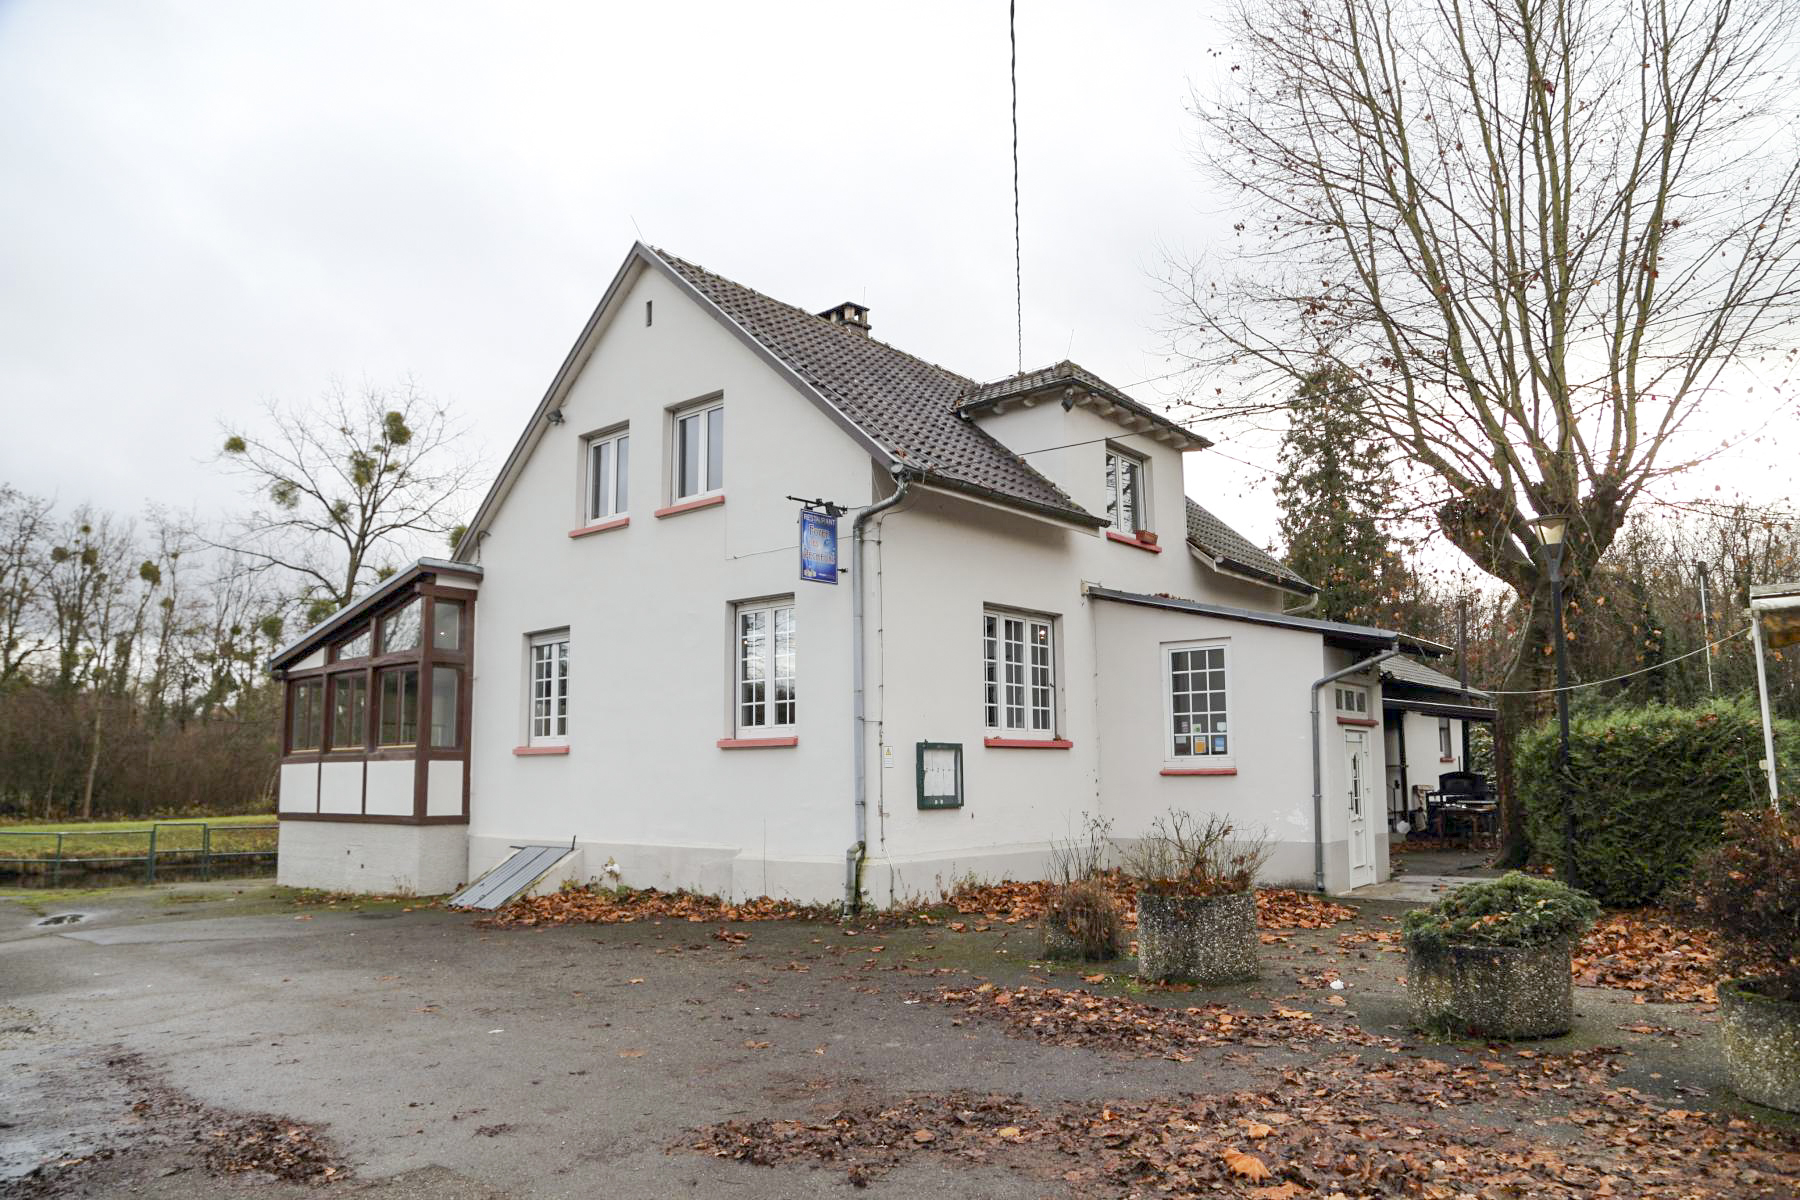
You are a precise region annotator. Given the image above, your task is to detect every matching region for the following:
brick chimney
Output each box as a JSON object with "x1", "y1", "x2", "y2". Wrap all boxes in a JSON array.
[{"x1": 817, "y1": 300, "x2": 871, "y2": 335}]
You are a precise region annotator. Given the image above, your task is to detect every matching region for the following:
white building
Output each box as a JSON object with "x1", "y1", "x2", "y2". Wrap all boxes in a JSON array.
[{"x1": 269, "y1": 243, "x2": 1452, "y2": 905}]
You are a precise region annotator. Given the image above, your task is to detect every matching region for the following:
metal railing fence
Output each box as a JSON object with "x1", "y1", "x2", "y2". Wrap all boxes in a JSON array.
[{"x1": 0, "y1": 820, "x2": 279, "y2": 887}]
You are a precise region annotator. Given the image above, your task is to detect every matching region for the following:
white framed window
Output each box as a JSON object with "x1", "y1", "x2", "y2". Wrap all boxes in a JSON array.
[
  {"x1": 673, "y1": 399, "x2": 724, "y2": 501},
  {"x1": 735, "y1": 599, "x2": 795, "y2": 735},
  {"x1": 1166, "y1": 641, "x2": 1231, "y2": 764},
  {"x1": 1104, "y1": 446, "x2": 1146, "y2": 535},
  {"x1": 1439, "y1": 717, "x2": 1454, "y2": 757},
  {"x1": 1334, "y1": 685, "x2": 1369, "y2": 716},
  {"x1": 527, "y1": 631, "x2": 570, "y2": 745},
  {"x1": 983, "y1": 609, "x2": 1056, "y2": 737},
  {"x1": 585, "y1": 428, "x2": 629, "y2": 522}
]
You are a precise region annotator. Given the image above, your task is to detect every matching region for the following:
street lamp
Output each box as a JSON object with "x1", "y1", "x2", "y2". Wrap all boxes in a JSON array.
[{"x1": 1529, "y1": 513, "x2": 1578, "y2": 890}]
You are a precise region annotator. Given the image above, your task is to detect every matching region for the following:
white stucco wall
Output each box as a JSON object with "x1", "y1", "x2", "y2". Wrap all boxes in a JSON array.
[
  {"x1": 465, "y1": 263, "x2": 874, "y2": 903},
  {"x1": 277, "y1": 821, "x2": 466, "y2": 895},
  {"x1": 857, "y1": 485, "x2": 1385, "y2": 902},
  {"x1": 1388, "y1": 711, "x2": 1466, "y2": 826},
  {"x1": 278, "y1": 761, "x2": 317, "y2": 815},
  {"x1": 449, "y1": 261, "x2": 1354, "y2": 906},
  {"x1": 966, "y1": 401, "x2": 1189, "y2": 543}
]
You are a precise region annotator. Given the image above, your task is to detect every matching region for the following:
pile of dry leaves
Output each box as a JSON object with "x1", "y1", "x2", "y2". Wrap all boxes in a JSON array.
[
  {"x1": 926, "y1": 984, "x2": 1403, "y2": 1055},
  {"x1": 478, "y1": 887, "x2": 821, "y2": 928},
  {"x1": 1573, "y1": 909, "x2": 1724, "y2": 1003},
  {"x1": 940, "y1": 875, "x2": 1357, "y2": 933},
  {"x1": 17, "y1": 1052, "x2": 345, "y2": 1196},
  {"x1": 1255, "y1": 888, "x2": 1358, "y2": 930},
  {"x1": 691, "y1": 1051, "x2": 1800, "y2": 1197},
  {"x1": 482, "y1": 878, "x2": 1361, "y2": 934}
]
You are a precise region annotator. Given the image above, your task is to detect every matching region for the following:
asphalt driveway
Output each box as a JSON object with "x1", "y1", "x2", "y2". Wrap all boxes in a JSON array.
[{"x1": 0, "y1": 883, "x2": 1785, "y2": 1198}]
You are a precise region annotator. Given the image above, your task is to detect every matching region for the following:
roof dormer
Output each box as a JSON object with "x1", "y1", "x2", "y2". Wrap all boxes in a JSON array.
[{"x1": 956, "y1": 360, "x2": 1211, "y2": 452}]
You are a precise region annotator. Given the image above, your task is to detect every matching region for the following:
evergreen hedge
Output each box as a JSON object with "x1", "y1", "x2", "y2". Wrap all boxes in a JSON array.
[{"x1": 1518, "y1": 698, "x2": 1797, "y2": 906}]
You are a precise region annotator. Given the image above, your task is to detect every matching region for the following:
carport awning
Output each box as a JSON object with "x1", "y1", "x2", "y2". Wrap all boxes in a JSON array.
[
  {"x1": 1085, "y1": 586, "x2": 1450, "y2": 657},
  {"x1": 1383, "y1": 697, "x2": 1497, "y2": 722}
]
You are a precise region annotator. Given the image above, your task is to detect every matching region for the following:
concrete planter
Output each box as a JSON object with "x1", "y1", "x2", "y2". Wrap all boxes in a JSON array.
[
  {"x1": 1406, "y1": 940, "x2": 1575, "y2": 1039},
  {"x1": 1135, "y1": 890, "x2": 1257, "y2": 983},
  {"x1": 1719, "y1": 978, "x2": 1800, "y2": 1113},
  {"x1": 1042, "y1": 920, "x2": 1102, "y2": 962}
]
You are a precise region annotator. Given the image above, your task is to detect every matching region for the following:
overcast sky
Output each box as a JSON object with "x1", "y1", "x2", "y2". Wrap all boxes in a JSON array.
[{"x1": 0, "y1": 0, "x2": 1791, "y2": 564}]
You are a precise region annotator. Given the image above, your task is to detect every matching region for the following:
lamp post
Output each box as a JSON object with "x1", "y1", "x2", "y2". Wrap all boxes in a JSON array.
[
  {"x1": 1530, "y1": 513, "x2": 1577, "y2": 890},
  {"x1": 1695, "y1": 560, "x2": 1715, "y2": 696}
]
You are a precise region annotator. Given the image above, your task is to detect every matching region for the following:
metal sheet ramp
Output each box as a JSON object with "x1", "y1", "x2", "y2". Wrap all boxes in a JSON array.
[{"x1": 447, "y1": 839, "x2": 576, "y2": 910}]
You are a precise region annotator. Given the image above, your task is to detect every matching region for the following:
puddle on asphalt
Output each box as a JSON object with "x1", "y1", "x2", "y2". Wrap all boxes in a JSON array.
[{"x1": 33, "y1": 913, "x2": 87, "y2": 927}]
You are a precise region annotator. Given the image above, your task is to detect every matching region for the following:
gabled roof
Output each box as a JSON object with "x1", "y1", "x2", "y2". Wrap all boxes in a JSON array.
[
  {"x1": 1381, "y1": 655, "x2": 1490, "y2": 700},
  {"x1": 454, "y1": 243, "x2": 1285, "y2": 564},
  {"x1": 1087, "y1": 586, "x2": 1449, "y2": 657},
  {"x1": 956, "y1": 360, "x2": 1212, "y2": 451},
  {"x1": 1184, "y1": 498, "x2": 1316, "y2": 595},
  {"x1": 656, "y1": 251, "x2": 1101, "y2": 527}
]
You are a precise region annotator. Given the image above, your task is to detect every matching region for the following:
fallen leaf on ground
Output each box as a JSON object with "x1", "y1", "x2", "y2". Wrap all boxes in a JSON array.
[{"x1": 1222, "y1": 1148, "x2": 1273, "y2": 1181}]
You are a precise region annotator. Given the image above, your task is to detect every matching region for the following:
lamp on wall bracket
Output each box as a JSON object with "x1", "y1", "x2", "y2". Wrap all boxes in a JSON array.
[{"x1": 545, "y1": 408, "x2": 566, "y2": 426}]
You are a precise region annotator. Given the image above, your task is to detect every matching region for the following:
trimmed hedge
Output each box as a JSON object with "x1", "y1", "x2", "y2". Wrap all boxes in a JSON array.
[{"x1": 1518, "y1": 698, "x2": 1798, "y2": 906}]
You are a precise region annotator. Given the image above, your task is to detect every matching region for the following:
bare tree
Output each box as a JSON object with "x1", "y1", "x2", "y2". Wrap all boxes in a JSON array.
[
  {"x1": 219, "y1": 379, "x2": 477, "y2": 622},
  {"x1": 42, "y1": 510, "x2": 160, "y2": 817},
  {"x1": 0, "y1": 487, "x2": 52, "y2": 688},
  {"x1": 1171, "y1": 0, "x2": 1800, "y2": 857}
]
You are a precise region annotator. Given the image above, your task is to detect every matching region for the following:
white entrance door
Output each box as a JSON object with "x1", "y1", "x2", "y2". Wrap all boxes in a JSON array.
[{"x1": 1344, "y1": 728, "x2": 1375, "y2": 888}]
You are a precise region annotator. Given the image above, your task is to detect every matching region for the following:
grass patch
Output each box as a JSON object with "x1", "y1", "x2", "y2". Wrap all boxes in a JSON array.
[
  {"x1": 0, "y1": 814, "x2": 277, "y2": 861},
  {"x1": 275, "y1": 887, "x2": 426, "y2": 912}
]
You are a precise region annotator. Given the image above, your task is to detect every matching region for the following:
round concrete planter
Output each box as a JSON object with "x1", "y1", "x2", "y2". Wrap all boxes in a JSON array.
[
  {"x1": 1134, "y1": 889, "x2": 1257, "y2": 983},
  {"x1": 1719, "y1": 978, "x2": 1800, "y2": 1113},
  {"x1": 1406, "y1": 940, "x2": 1575, "y2": 1039}
]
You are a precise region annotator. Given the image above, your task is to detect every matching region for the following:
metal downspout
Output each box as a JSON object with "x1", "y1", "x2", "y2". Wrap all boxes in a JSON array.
[
  {"x1": 847, "y1": 464, "x2": 913, "y2": 911},
  {"x1": 1311, "y1": 644, "x2": 1402, "y2": 893},
  {"x1": 1283, "y1": 590, "x2": 1322, "y2": 616}
]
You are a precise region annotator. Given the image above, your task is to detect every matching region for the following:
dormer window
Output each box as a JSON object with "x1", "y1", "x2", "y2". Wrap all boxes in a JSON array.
[{"x1": 1105, "y1": 447, "x2": 1146, "y2": 535}]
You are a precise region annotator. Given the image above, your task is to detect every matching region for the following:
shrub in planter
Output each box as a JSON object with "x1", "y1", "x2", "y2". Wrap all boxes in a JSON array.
[
  {"x1": 1402, "y1": 872, "x2": 1600, "y2": 1038},
  {"x1": 1122, "y1": 812, "x2": 1269, "y2": 984},
  {"x1": 1040, "y1": 815, "x2": 1125, "y2": 962},
  {"x1": 1043, "y1": 879, "x2": 1126, "y2": 961},
  {"x1": 1518, "y1": 698, "x2": 1798, "y2": 906},
  {"x1": 1691, "y1": 809, "x2": 1800, "y2": 1112}
]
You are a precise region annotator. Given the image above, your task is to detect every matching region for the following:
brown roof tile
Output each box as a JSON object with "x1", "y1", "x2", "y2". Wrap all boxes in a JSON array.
[
  {"x1": 1184, "y1": 497, "x2": 1314, "y2": 593},
  {"x1": 657, "y1": 250, "x2": 1099, "y2": 525}
]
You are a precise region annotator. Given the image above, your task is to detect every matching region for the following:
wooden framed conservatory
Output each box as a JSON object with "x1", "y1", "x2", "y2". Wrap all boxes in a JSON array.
[{"x1": 270, "y1": 560, "x2": 481, "y2": 832}]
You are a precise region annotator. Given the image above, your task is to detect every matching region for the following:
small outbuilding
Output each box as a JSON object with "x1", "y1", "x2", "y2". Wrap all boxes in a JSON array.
[{"x1": 1378, "y1": 656, "x2": 1495, "y2": 834}]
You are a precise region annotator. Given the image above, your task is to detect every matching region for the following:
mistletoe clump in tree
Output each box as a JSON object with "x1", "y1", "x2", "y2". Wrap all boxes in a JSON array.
[{"x1": 219, "y1": 380, "x2": 476, "y2": 625}]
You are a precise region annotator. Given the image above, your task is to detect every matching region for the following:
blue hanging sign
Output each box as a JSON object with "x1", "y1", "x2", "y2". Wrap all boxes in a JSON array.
[{"x1": 799, "y1": 508, "x2": 839, "y2": 584}]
